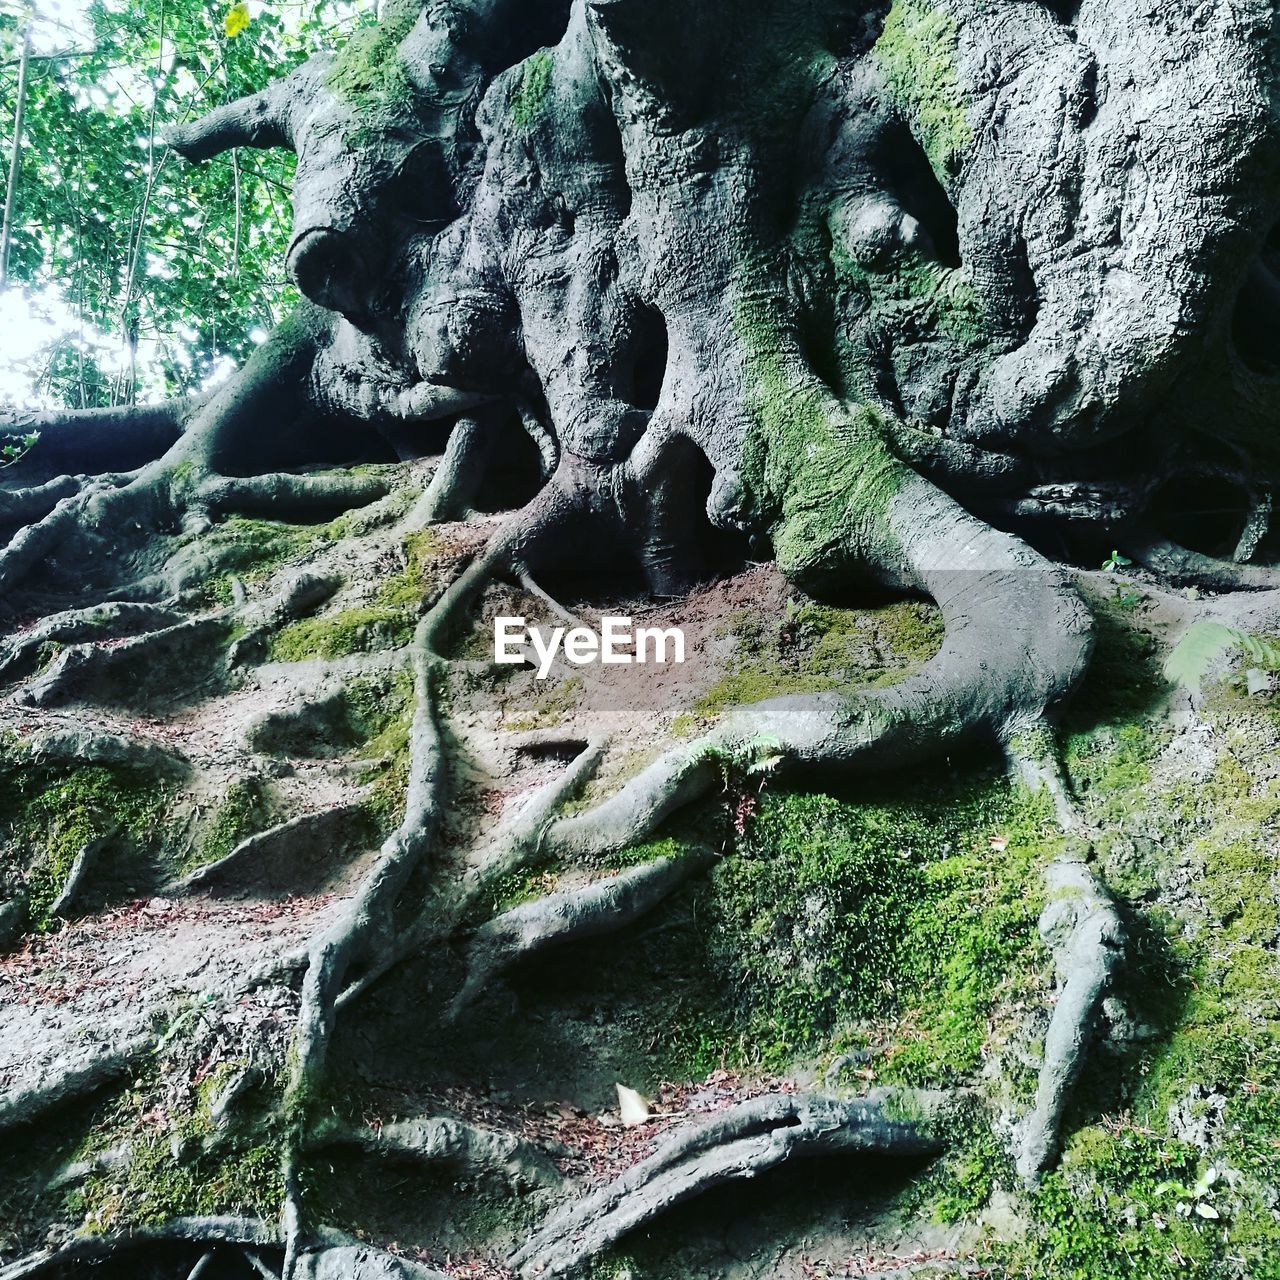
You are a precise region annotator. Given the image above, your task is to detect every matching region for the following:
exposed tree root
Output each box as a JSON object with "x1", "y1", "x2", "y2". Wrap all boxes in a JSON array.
[
  {"x1": 17, "y1": 616, "x2": 232, "y2": 708},
  {"x1": 25, "y1": 724, "x2": 188, "y2": 775},
  {"x1": 0, "y1": 601, "x2": 187, "y2": 681},
  {"x1": 509, "y1": 1090, "x2": 949, "y2": 1278},
  {"x1": 47, "y1": 826, "x2": 120, "y2": 920},
  {"x1": 409, "y1": 414, "x2": 493, "y2": 525},
  {"x1": 450, "y1": 848, "x2": 714, "y2": 1017},
  {"x1": 228, "y1": 571, "x2": 342, "y2": 666},
  {"x1": 190, "y1": 471, "x2": 388, "y2": 522},
  {"x1": 0, "y1": 476, "x2": 92, "y2": 529},
  {"x1": 1016, "y1": 848, "x2": 1125, "y2": 1184},
  {"x1": 545, "y1": 471, "x2": 1092, "y2": 859},
  {"x1": 177, "y1": 803, "x2": 373, "y2": 895},
  {"x1": 0, "y1": 1216, "x2": 279, "y2": 1280},
  {"x1": 308, "y1": 1113, "x2": 562, "y2": 1190},
  {"x1": 294, "y1": 1239, "x2": 448, "y2": 1280},
  {"x1": 0, "y1": 1030, "x2": 155, "y2": 1136},
  {"x1": 336, "y1": 736, "x2": 606, "y2": 1013},
  {"x1": 1124, "y1": 529, "x2": 1280, "y2": 591}
]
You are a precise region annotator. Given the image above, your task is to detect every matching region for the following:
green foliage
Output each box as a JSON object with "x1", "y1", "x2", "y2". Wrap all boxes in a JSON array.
[
  {"x1": 873, "y1": 0, "x2": 971, "y2": 178},
  {"x1": 0, "y1": 431, "x2": 40, "y2": 466},
  {"x1": 511, "y1": 48, "x2": 553, "y2": 128},
  {"x1": 0, "y1": 750, "x2": 168, "y2": 929},
  {"x1": 0, "y1": 0, "x2": 372, "y2": 405},
  {"x1": 1163, "y1": 621, "x2": 1280, "y2": 695}
]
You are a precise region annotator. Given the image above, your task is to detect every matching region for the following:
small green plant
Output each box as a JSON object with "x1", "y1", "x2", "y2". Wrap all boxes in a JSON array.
[
  {"x1": 1101, "y1": 549, "x2": 1133, "y2": 573},
  {"x1": 0, "y1": 431, "x2": 39, "y2": 466}
]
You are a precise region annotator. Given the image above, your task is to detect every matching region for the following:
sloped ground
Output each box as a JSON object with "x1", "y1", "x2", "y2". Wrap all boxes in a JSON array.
[{"x1": 0, "y1": 462, "x2": 1278, "y2": 1279}]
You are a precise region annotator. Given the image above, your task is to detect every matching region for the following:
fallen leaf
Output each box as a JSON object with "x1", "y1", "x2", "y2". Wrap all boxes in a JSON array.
[{"x1": 615, "y1": 1083, "x2": 650, "y2": 1127}]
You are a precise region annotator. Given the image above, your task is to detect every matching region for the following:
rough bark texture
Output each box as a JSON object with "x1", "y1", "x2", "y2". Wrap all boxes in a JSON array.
[{"x1": 3, "y1": 0, "x2": 1280, "y2": 1277}]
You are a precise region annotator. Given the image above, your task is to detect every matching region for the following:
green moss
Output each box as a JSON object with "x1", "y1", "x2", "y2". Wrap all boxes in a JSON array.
[
  {"x1": 992, "y1": 631, "x2": 1280, "y2": 1277},
  {"x1": 355, "y1": 670, "x2": 416, "y2": 829},
  {"x1": 703, "y1": 778, "x2": 1055, "y2": 1070},
  {"x1": 675, "y1": 595, "x2": 942, "y2": 733},
  {"x1": 299, "y1": 1147, "x2": 536, "y2": 1256},
  {"x1": 271, "y1": 605, "x2": 416, "y2": 662},
  {"x1": 736, "y1": 291, "x2": 909, "y2": 582},
  {"x1": 67, "y1": 1077, "x2": 284, "y2": 1234},
  {"x1": 0, "y1": 754, "x2": 168, "y2": 930},
  {"x1": 267, "y1": 523, "x2": 438, "y2": 659},
  {"x1": 199, "y1": 515, "x2": 324, "y2": 575},
  {"x1": 873, "y1": 0, "x2": 971, "y2": 179},
  {"x1": 485, "y1": 865, "x2": 564, "y2": 915},
  {"x1": 185, "y1": 778, "x2": 273, "y2": 873},
  {"x1": 511, "y1": 49, "x2": 553, "y2": 128},
  {"x1": 324, "y1": 9, "x2": 417, "y2": 115},
  {"x1": 830, "y1": 236, "x2": 986, "y2": 348}
]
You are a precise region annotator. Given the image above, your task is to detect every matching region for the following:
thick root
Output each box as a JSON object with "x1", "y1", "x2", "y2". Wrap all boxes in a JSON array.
[
  {"x1": 509, "y1": 1090, "x2": 948, "y2": 1278},
  {"x1": 293, "y1": 1240, "x2": 448, "y2": 1280},
  {"x1": 308, "y1": 1113, "x2": 562, "y2": 1190},
  {"x1": 548, "y1": 471, "x2": 1091, "y2": 858},
  {"x1": 408, "y1": 414, "x2": 493, "y2": 525},
  {"x1": 177, "y1": 803, "x2": 373, "y2": 896},
  {"x1": 18, "y1": 616, "x2": 232, "y2": 708},
  {"x1": 336, "y1": 737, "x2": 605, "y2": 1013},
  {"x1": 1016, "y1": 848, "x2": 1125, "y2": 1184},
  {"x1": 0, "y1": 601, "x2": 187, "y2": 681},
  {"x1": 0, "y1": 1216, "x2": 279, "y2": 1280},
  {"x1": 25, "y1": 724, "x2": 188, "y2": 775},
  {"x1": 0, "y1": 1030, "x2": 154, "y2": 1136},
  {"x1": 1125, "y1": 529, "x2": 1280, "y2": 590},
  {"x1": 450, "y1": 848, "x2": 714, "y2": 1018}
]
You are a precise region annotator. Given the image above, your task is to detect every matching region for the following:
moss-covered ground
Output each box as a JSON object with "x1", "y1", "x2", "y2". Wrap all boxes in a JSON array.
[
  {"x1": 0, "y1": 742, "x2": 169, "y2": 930},
  {"x1": 440, "y1": 583, "x2": 1280, "y2": 1278}
]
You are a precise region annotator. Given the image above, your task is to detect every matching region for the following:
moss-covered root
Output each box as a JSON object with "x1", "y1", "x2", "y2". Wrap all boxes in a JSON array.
[
  {"x1": 449, "y1": 849, "x2": 715, "y2": 1019},
  {"x1": 18, "y1": 617, "x2": 232, "y2": 709},
  {"x1": 509, "y1": 1090, "x2": 948, "y2": 1278},
  {"x1": 289, "y1": 665, "x2": 443, "y2": 1083},
  {"x1": 283, "y1": 630, "x2": 446, "y2": 1271},
  {"x1": 548, "y1": 469, "x2": 1092, "y2": 858},
  {"x1": 0, "y1": 601, "x2": 186, "y2": 683},
  {"x1": 1016, "y1": 851, "x2": 1125, "y2": 1185}
]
